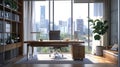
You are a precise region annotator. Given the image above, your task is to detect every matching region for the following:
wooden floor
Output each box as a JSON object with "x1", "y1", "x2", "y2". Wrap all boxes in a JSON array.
[
  {"x1": 11, "y1": 54, "x2": 116, "y2": 64},
  {"x1": 85, "y1": 54, "x2": 114, "y2": 63},
  {"x1": 3, "y1": 64, "x2": 117, "y2": 67},
  {"x1": 2, "y1": 54, "x2": 117, "y2": 67}
]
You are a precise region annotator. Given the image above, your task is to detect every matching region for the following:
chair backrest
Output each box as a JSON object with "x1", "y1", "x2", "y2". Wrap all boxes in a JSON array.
[{"x1": 49, "y1": 30, "x2": 60, "y2": 40}]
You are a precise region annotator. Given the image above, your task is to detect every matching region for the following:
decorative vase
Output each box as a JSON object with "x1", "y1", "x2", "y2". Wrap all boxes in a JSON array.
[{"x1": 96, "y1": 46, "x2": 103, "y2": 56}]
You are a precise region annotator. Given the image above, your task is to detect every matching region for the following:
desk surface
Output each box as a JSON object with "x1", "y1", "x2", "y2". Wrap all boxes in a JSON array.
[{"x1": 24, "y1": 40, "x2": 84, "y2": 46}]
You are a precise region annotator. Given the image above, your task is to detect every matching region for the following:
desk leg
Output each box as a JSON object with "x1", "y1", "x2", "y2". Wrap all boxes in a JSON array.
[
  {"x1": 27, "y1": 44, "x2": 29, "y2": 60},
  {"x1": 32, "y1": 46, "x2": 34, "y2": 58}
]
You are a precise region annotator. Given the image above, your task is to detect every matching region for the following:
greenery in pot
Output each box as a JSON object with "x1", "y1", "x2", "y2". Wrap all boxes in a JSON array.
[
  {"x1": 4, "y1": 0, "x2": 17, "y2": 10},
  {"x1": 88, "y1": 19, "x2": 108, "y2": 45}
]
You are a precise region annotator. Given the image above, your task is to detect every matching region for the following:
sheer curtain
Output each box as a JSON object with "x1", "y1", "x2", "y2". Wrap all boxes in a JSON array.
[{"x1": 23, "y1": 1, "x2": 35, "y2": 55}]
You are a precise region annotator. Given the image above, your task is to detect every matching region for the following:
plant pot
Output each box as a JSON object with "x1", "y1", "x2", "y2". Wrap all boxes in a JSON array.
[{"x1": 96, "y1": 46, "x2": 103, "y2": 56}]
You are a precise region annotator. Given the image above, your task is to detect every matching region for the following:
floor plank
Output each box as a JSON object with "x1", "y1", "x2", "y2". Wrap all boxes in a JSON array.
[
  {"x1": 12, "y1": 54, "x2": 115, "y2": 64},
  {"x1": 3, "y1": 64, "x2": 117, "y2": 67},
  {"x1": 1, "y1": 54, "x2": 117, "y2": 67}
]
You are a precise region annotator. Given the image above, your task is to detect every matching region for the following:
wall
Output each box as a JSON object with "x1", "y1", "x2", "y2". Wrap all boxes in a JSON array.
[{"x1": 111, "y1": 0, "x2": 118, "y2": 45}]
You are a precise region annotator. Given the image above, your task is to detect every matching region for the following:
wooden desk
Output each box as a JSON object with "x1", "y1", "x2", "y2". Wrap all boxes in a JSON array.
[{"x1": 24, "y1": 40, "x2": 84, "y2": 60}]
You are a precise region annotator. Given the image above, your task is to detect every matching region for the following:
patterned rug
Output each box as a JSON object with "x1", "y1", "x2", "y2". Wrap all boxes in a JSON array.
[{"x1": 16, "y1": 55, "x2": 93, "y2": 64}]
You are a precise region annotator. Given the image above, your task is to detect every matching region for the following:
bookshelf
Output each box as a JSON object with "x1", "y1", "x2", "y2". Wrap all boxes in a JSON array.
[{"x1": 0, "y1": 0, "x2": 23, "y2": 64}]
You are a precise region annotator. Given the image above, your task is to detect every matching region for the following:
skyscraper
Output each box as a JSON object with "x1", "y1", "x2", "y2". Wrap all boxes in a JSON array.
[
  {"x1": 40, "y1": 6, "x2": 45, "y2": 28},
  {"x1": 76, "y1": 19, "x2": 84, "y2": 35},
  {"x1": 59, "y1": 20, "x2": 67, "y2": 33},
  {"x1": 68, "y1": 18, "x2": 71, "y2": 34}
]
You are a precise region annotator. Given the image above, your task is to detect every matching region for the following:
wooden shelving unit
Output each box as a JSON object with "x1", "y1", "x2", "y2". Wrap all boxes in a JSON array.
[
  {"x1": 0, "y1": 0, "x2": 23, "y2": 64},
  {"x1": 0, "y1": 42, "x2": 22, "y2": 53}
]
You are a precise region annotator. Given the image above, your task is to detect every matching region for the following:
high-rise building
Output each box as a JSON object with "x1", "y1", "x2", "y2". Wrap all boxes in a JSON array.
[
  {"x1": 40, "y1": 6, "x2": 46, "y2": 28},
  {"x1": 59, "y1": 20, "x2": 67, "y2": 33},
  {"x1": 76, "y1": 19, "x2": 84, "y2": 35},
  {"x1": 67, "y1": 18, "x2": 71, "y2": 34}
]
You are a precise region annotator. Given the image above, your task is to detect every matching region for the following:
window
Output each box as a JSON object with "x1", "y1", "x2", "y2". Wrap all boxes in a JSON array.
[{"x1": 25, "y1": 0, "x2": 104, "y2": 54}]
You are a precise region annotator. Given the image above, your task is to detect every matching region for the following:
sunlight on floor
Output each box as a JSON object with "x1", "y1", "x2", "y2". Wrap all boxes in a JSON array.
[
  {"x1": 36, "y1": 54, "x2": 113, "y2": 64},
  {"x1": 37, "y1": 54, "x2": 73, "y2": 61},
  {"x1": 85, "y1": 54, "x2": 113, "y2": 63}
]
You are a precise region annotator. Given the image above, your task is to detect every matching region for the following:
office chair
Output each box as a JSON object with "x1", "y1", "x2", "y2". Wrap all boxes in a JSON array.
[{"x1": 49, "y1": 30, "x2": 64, "y2": 58}]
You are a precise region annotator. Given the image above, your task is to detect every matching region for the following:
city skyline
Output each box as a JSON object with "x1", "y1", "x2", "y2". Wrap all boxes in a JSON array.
[
  {"x1": 32, "y1": 1, "x2": 103, "y2": 37},
  {"x1": 34, "y1": 6, "x2": 88, "y2": 36},
  {"x1": 34, "y1": 1, "x2": 92, "y2": 27}
]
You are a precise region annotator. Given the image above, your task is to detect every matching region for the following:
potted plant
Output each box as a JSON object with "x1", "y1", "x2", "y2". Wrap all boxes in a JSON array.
[{"x1": 88, "y1": 18, "x2": 108, "y2": 56}]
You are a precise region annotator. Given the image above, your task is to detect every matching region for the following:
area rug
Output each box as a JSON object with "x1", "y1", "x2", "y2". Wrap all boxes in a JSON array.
[{"x1": 16, "y1": 55, "x2": 93, "y2": 64}]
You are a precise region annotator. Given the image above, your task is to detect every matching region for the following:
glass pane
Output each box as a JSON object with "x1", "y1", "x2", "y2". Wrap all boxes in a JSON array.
[
  {"x1": 90, "y1": 3, "x2": 103, "y2": 19},
  {"x1": 73, "y1": 3, "x2": 90, "y2": 53},
  {"x1": 89, "y1": 3, "x2": 103, "y2": 54},
  {"x1": 50, "y1": 1, "x2": 53, "y2": 30},
  {"x1": 31, "y1": 1, "x2": 103, "y2": 54},
  {"x1": 73, "y1": 3, "x2": 88, "y2": 40},
  {"x1": 32, "y1": 1, "x2": 50, "y2": 53},
  {"x1": 54, "y1": 0, "x2": 71, "y2": 40},
  {"x1": 32, "y1": 1, "x2": 49, "y2": 40},
  {"x1": 54, "y1": 1, "x2": 71, "y2": 53}
]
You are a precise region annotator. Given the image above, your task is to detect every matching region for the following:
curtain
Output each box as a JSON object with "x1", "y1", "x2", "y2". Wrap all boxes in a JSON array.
[{"x1": 23, "y1": 1, "x2": 34, "y2": 55}]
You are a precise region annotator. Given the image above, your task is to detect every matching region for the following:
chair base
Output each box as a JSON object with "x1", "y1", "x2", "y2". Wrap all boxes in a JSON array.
[{"x1": 49, "y1": 52, "x2": 63, "y2": 59}]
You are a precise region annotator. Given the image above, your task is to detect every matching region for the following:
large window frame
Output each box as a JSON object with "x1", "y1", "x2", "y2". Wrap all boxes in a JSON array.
[{"x1": 26, "y1": 0, "x2": 104, "y2": 53}]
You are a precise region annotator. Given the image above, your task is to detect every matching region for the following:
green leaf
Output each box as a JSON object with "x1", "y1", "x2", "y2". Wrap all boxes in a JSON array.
[
  {"x1": 89, "y1": 18, "x2": 108, "y2": 40},
  {"x1": 88, "y1": 19, "x2": 94, "y2": 24},
  {"x1": 94, "y1": 35, "x2": 101, "y2": 40}
]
